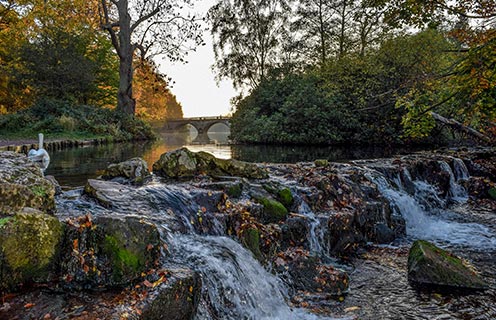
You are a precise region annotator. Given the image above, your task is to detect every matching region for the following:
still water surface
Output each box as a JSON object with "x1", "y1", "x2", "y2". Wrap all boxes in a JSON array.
[{"x1": 45, "y1": 131, "x2": 428, "y2": 187}]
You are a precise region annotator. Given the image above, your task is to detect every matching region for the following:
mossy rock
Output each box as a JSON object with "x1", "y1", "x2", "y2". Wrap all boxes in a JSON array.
[
  {"x1": 0, "y1": 152, "x2": 56, "y2": 215},
  {"x1": 262, "y1": 183, "x2": 293, "y2": 210},
  {"x1": 226, "y1": 183, "x2": 243, "y2": 198},
  {"x1": 277, "y1": 188, "x2": 294, "y2": 209},
  {"x1": 102, "y1": 157, "x2": 151, "y2": 185},
  {"x1": 488, "y1": 187, "x2": 496, "y2": 200},
  {"x1": 257, "y1": 197, "x2": 288, "y2": 223},
  {"x1": 152, "y1": 148, "x2": 199, "y2": 178},
  {"x1": 408, "y1": 240, "x2": 488, "y2": 290},
  {"x1": 153, "y1": 148, "x2": 268, "y2": 179},
  {"x1": 0, "y1": 209, "x2": 63, "y2": 291},
  {"x1": 314, "y1": 159, "x2": 329, "y2": 167},
  {"x1": 240, "y1": 227, "x2": 263, "y2": 261},
  {"x1": 59, "y1": 216, "x2": 162, "y2": 288}
]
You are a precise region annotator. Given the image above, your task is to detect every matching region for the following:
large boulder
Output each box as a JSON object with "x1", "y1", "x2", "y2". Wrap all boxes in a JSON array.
[
  {"x1": 59, "y1": 215, "x2": 162, "y2": 289},
  {"x1": 407, "y1": 240, "x2": 488, "y2": 290},
  {"x1": 101, "y1": 157, "x2": 151, "y2": 185},
  {"x1": 0, "y1": 209, "x2": 63, "y2": 291},
  {"x1": 153, "y1": 147, "x2": 268, "y2": 179},
  {"x1": 0, "y1": 152, "x2": 55, "y2": 215}
]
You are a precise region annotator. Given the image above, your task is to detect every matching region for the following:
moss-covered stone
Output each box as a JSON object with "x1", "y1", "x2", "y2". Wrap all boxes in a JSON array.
[
  {"x1": 314, "y1": 159, "x2": 329, "y2": 167},
  {"x1": 257, "y1": 197, "x2": 288, "y2": 223},
  {"x1": 226, "y1": 183, "x2": 243, "y2": 198},
  {"x1": 408, "y1": 240, "x2": 487, "y2": 290},
  {"x1": 0, "y1": 210, "x2": 63, "y2": 291},
  {"x1": 241, "y1": 228, "x2": 263, "y2": 261},
  {"x1": 277, "y1": 188, "x2": 294, "y2": 209},
  {"x1": 0, "y1": 152, "x2": 55, "y2": 215},
  {"x1": 59, "y1": 215, "x2": 162, "y2": 288},
  {"x1": 102, "y1": 157, "x2": 151, "y2": 185},
  {"x1": 488, "y1": 187, "x2": 496, "y2": 200},
  {"x1": 152, "y1": 148, "x2": 198, "y2": 178},
  {"x1": 153, "y1": 147, "x2": 268, "y2": 179}
]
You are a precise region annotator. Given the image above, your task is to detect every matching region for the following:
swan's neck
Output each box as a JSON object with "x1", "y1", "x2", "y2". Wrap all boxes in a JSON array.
[{"x1": 38, "y1": 133, "x2": 44, "y2": 149}]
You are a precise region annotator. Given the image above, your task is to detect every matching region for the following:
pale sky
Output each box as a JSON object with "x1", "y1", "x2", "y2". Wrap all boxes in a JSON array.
[{"x1": 158, "y1": 0, "x2": 237, "y2": 118}]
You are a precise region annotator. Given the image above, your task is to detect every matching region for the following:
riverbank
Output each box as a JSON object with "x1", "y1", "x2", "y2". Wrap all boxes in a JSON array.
[{"x1": 0, "y1": 136, "x2": 147, "y2": 154}]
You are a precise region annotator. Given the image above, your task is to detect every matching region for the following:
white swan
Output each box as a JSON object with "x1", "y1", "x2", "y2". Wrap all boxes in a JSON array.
[{"x1": 28, "y1": 133, "x2": 50, "y2": 170}]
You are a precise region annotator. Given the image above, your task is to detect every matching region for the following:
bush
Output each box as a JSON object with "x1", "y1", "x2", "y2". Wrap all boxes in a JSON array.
[{"x1": 0, "y1": 98, "x2": 156, "y2": 141}]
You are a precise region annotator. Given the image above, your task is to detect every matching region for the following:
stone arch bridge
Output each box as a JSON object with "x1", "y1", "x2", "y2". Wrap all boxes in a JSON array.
[{"x1": 164, "y1": 116, "x2": 231, "y2": 143}]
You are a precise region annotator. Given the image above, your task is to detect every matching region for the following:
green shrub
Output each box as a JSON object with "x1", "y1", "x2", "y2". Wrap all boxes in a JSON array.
[{"x1": 0, "y1": 98, "x2": 156, "y2": 141}]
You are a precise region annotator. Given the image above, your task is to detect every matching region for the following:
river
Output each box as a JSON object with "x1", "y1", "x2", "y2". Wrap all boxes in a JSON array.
[{"x1": 44, "y1": 131, "x2": 430, "y2": 187}]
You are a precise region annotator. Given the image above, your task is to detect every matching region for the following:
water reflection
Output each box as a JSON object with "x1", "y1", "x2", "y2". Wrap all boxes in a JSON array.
[{"x1": 45, "y1": 130, "x2": 430, "y2": 187}]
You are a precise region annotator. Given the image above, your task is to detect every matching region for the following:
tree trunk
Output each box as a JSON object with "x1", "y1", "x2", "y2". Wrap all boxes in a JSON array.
[
  {"x1": 431, "y1": 112, "x2": 493, "y2": 144},
  {"x1": 116, "y1": 0, "x2": 135, "y2": 115}
]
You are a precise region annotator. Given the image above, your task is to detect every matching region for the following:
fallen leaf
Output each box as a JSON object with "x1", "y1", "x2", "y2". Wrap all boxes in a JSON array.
[
  {"x1": 24, "y1": 303, "x2": 35, "y2": 309},
  {"x1": 344, "y1": 306, "x2": 360, "y2": 312},
  {"x1": 143, "y1": 280, "x2": 153, "y2": 288}
]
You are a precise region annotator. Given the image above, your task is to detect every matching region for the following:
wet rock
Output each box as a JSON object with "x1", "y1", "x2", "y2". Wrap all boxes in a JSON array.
[
  {"x1": 281, "y1": 217, "x2": 310, "y2": 248},
  {"x1": 263, "y1": 182, "x2": 294, "y2": 210},
  {"x1": 407, "y1": 240, "x2": 488, "y2": 290},
  {"x1": 488, "y1": 187, "x2": 496, "y2": 200},
  {"x1": 45, "y1": 175, "x2": 62, "y2": 195},
  {"x1": 140, "y1": 268, "x2": 201, "y2": 320},
  {"x1": 256, "y1": 197, "x2": 288, "y2": 223},
  {"x1": 408, "y1": 159, "x2": 451, "y2": 197},
  {"x1": 466, "y1": 176, "x2": 495, "y2": 199},
  {"x1": 226, "y1": 182, "x2": 243, "y2": 198},
  {"x1": 275, "y1": 248, "x2": 349, "y2": 296},
  {"x1": 240, "y1": 227, "x2": 263, "y2": 261},
  {"x1": 102, "y1": 157, "x2": 151, "y2": 185},
  {"x1": 0, "y1": 209, "x2": 63, "y2": 291},
  {"x1": 373, "y1": 223, "x2": 396, "y2": 244},
  {"x1": 0, "y1": 151, "x2": 55, "y2": 215},
  {"x1": 153, "y1": 147, "x2": 268, "y2": 179},
  {"x1": 314, "y1": 159, "x2": 329, "y2": 167},
  {"x1": 326, "y1": 210, "x2": 365, "y2": 255},
  {"x1": 83, "y1": 179, "x2": 141, "y2": 209},
  {"x1": 59, "y1": 215, "x2": 161, "y2": 289}
]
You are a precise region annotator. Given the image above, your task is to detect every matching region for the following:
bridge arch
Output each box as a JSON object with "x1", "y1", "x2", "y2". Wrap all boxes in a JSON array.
[{"x1": 164, "y1": 117, "x2": 231, "y2": 143}]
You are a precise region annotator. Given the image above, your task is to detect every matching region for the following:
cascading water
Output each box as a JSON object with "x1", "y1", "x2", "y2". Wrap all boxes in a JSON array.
[
  {"x1": 297, "y1": 200, "x2": 325, "y2": 255},
  {"x1": 365, "y1": 162, "x2": 496, "y2": 249},
  {"x1": 168, "y1": 234, "x2": 342, "y2": 320},
  {"x1": 439, "y1": 160, "x2": 468, "y2": 202},
  {"x1": 453, "y1": 157, "x2": 470, "y2": 181},
  {"x1": 137, "y1": 183, "x2": 344, "y2": 320}
]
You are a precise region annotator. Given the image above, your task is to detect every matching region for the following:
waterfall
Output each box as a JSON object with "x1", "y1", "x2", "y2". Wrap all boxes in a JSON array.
[
  {"x1": 438, "y1": 161, "x2": 468, "y2": 202},
  {"x1": 169, "y1": 235, "x2": 341, "y2": 320},
  {"x1": 452, "y1": 158, "x2": 470, "y2": 181},
  {"x1": 298, "y1": 200, "x2": 325, "y2": 255},
  {"x1": 366, "y1": 168, "x2": 495, "y2": 250}
]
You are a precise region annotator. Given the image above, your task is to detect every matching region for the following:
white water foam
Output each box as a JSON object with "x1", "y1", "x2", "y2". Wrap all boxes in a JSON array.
[
  {"x1": 438, "y1": 161, "x2": 468, "y2": 202},
  {"x1": 298, "y1": 201, "x2": 325, "y2": 255},
  {"x1": 367, "y1": 172, "x2": 496, "y2": 249},
  {"x1": 170, "y1": 234, "x2": 345, "y2": 320}
]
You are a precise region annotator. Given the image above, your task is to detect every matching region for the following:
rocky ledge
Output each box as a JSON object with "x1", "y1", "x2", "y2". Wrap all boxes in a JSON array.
[{"x1": 0, "y1": 147, "x2": 495, "y2": 319}]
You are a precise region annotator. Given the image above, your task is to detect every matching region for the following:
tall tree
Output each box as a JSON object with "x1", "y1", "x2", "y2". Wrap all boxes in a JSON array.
[
  {"x1": 134, "y1": 58, "x2": 183, "y2": 120},
  {"x1": 209, "y1": 0, "x2": 290, "y2": 90},
  {"x1": 373, "y1": 0, "x2": 496, "y2": 137},
  {"x1": 99, "y1": 0, "x2": 203, "y2": 115},
  {"x1": 292, "y1": 0, "x2": 335, "y2": 66}
]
